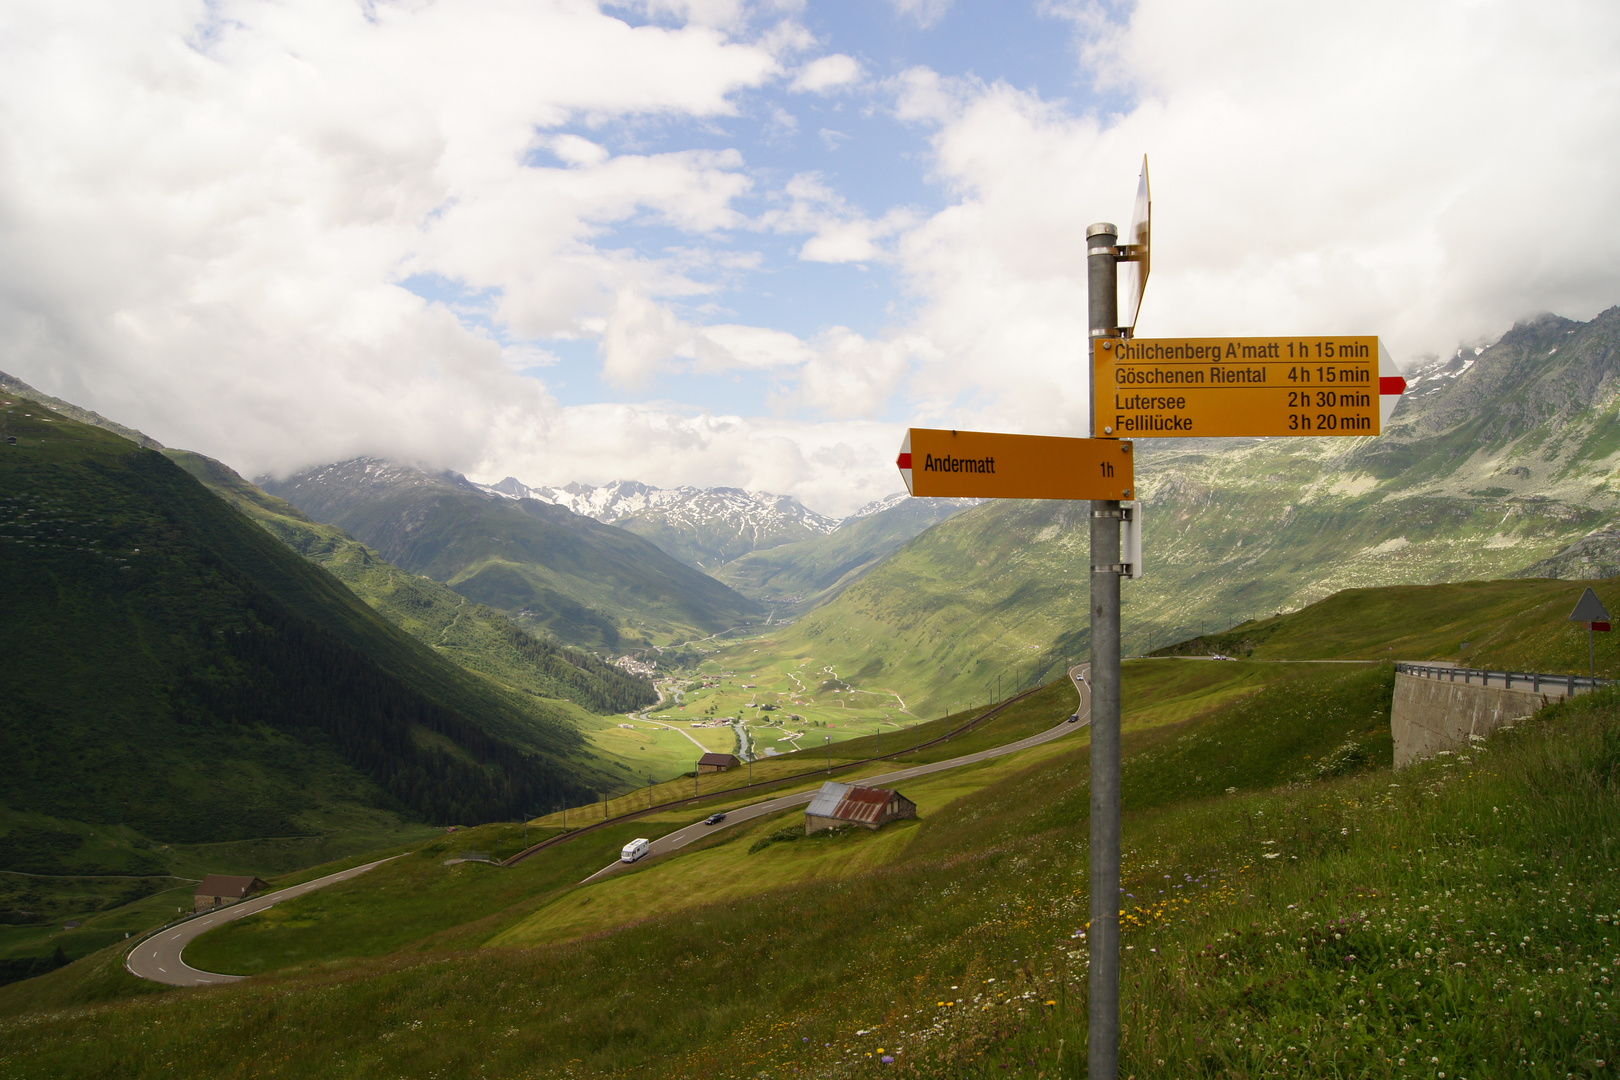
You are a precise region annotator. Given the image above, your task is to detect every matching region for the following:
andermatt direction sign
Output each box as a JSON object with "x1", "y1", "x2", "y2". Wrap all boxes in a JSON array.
[
  {"x1": 890, "y1": 161, "x2": 1410, "y2": 1080},
  {"x1": 897, "y1": 428, "x2": 1135, "y2": 501},
  {"x1": 1093, "y1": 335, "x2": 1407, "y2": 438}
]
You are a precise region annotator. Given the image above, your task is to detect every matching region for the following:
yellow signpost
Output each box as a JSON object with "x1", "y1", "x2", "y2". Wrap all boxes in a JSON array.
[
  {"x1": 890, "y1": 160, "x2": 1408, "y2": 1080},
  {"x1": 897, "y1": 428, "x2": 1134, "y2": 501},
  {"x1": 1092, "y1": 335, "x2": 1406, "y2": 438}
]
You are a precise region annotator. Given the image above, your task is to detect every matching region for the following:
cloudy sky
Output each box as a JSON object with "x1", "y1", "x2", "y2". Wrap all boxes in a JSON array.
[{"x1": 3, "y1": 0, "x2": 1618, "y2": 516}]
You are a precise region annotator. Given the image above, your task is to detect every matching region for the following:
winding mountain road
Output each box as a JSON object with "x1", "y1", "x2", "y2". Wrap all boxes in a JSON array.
[
  {"x1": 581, "y1": 663, "x2": 1092, "y2": 885},
  {"x1": 128, "y1": 666, "x2": 1093, "y2": 983},
  {"x1": 125, "y1": 856, "x2": 399, "y2": 987}
]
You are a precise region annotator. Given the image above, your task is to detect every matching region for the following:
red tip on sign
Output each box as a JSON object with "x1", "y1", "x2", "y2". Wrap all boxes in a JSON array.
[
  {"x1": 1380, "y1": 376, "x2": 1407, "y2": 396},
  {"x1": 1594, "y1": 621, "x2": 1612, "y2": 632},
  {"x1": 896, "y1": 452, "x2": 912, "y2": 469}
]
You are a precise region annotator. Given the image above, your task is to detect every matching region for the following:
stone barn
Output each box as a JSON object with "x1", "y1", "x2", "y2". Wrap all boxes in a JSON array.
[
  {"x1": 194, "y1": 875, "x2": 269, "y2": 913},
  {"x1": 804, "y1": 781, "x2": 917, "y2": 834}
]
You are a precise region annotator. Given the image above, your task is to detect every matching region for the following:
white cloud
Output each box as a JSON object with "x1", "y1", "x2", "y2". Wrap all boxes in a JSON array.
[
  {"x1": 0, "y1": 0, "x2": 777, "y2": 473},
  {"x1": 800, "y1": 208, "x2": 914, "y2": 263},
  {"x1": 889, "y1": 65, "x2": 970, "y2": 125},
  {"x1": 694, "y1": 324, "x2": 817, "y2": 372},
  {"x1": 889, "y1": 0, "x2": 953, "y2": 30},
  {"x1": 601, "y1": 288, "x2": 693, "y2": 386},
  {"x1": 788, "y1": 328, "x2": 917, "y2": 417},
  {"x1": 791, "y1": 53, "x2": 864, "y2": 94},
  {"x1": 547, "y1": 135, "x2": 612, "y2": 168},
  {"x1": 4, "y1": 0, "x2": 1618, "y2": 520},
  {"x1": 885, "y1": 0, "x2": 1620, "y2": 450},
  {"x1": 469, "y1": 405, "x2": 903, "y2": 518},
  {"x1": 765, "y1": 105, "x2": 800, "y2": 139},
  {"x1": 596, "y1": 293, "x2": 914, "y2": 424},
  {"x1": 611, "y1": 0, "x2": 752, "y2": 30},
  {"x1": 759, "y1": 173, "x2": 916, "y2": 263}
]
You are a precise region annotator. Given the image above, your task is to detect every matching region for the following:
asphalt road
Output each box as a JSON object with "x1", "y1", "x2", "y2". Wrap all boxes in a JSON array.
[
  {"x1": 125, "y1": 856, "x2": 399, "y2": 987},
  {"x1": 581, "y1": 664, "x2": 1093, "y2": 885}
]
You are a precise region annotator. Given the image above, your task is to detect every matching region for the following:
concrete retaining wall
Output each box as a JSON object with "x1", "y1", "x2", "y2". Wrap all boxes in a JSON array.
[{"x1": 1391, "y1": 673, "x2": 1555, "y2": 767}]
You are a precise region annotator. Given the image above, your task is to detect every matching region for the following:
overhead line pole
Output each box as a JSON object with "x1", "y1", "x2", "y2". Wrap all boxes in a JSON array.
[{"x1": 1086, "y1": 220, "x2": 1123, "y2": 1080}]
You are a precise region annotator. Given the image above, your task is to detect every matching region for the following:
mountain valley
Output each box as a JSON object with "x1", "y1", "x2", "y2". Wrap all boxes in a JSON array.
[
  {"x1": 0, "y1": 400, "x2": 610, "y2": 859},
  {"x1": 710, "y1": 308, "x2": 1620, "y2": 716},
  {"x1": 258, "y1": 460, "x2": 764, "y2": 651}
]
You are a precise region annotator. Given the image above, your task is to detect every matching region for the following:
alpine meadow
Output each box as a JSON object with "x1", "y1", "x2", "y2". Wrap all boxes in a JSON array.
[{"x1": 3, "y1": 2, "x2": 1620, "y2": 1078}]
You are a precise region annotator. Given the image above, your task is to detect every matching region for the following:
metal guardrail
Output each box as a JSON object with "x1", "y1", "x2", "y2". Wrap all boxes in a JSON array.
[{"x1": 1395, "y1": 662, "x2": 1612, "y2": 695}]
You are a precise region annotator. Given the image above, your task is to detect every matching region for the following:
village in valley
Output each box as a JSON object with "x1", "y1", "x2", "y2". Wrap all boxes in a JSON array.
[{"x1": 584, "y1": 642, "x2": 934, "y2": 783}]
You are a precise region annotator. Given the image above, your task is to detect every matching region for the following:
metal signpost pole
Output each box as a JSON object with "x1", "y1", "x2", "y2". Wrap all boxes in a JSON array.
[{"x1": 1086, "y1": 220, "x2": 1122, "y2": 1080}]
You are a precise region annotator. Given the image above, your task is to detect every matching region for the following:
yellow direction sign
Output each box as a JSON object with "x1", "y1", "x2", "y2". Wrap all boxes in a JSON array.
[
  {"x1": 1092, "y1": 335, "x2": 1407, "y2": 438},
  {"x1": 897, "y1": 428, "x2": 1134, "y2": 500}
]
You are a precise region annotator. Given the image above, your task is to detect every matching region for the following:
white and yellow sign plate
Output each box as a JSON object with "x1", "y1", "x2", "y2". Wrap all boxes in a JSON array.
[{"x1": 1093, "y1": 336, "x2": 1405, "y2": 438}]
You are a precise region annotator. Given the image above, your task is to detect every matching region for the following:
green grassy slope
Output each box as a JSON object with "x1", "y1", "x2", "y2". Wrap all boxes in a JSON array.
[
  {"x1": 17, "y1": 652, "x2": 1617, "y2": 1079},
  {"x1": 739, "y1": 498, "x2": 1095, "y2": 717},
  {"x1": 0, "y1": 369, "x2": 164, "y2": 451},
  {"x1": 179, "y1": 821, "x2": 666, "y2": 977},
  {"x1": 713, "y1": 496, "x2": 976, "y2": 613},
  {"x1": 0, "y1": 804, "x2": 439, "y2": 977},
  {"x1": 260, "y1": 460, "x2": 763, "y2": 650},
  {"x1": 164, "y1": 450, "x2": 658, "y2": 717},
  {"x1": 0, "y1": 397, "x2": 612, "y2": 840},
  {"x1": 3, "y1": 657, "x2": 1370, "y2": 997},
  {"x1": 728, "y1": 309, "x2": 1620, "y2": 716},
  {"x1": 1153, "y1": 576, "x2": 1620, "y2": 675}
]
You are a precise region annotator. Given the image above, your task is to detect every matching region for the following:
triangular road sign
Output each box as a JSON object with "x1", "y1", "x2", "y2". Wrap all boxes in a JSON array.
[{"x1": 1569, "y1": 587, "x2": 1611, "y2": 623}]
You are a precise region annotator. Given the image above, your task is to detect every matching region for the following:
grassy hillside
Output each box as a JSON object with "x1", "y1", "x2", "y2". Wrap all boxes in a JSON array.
[
  {"x1": 7, "y1": 655, "x2": 1612, "y2": 1077},
  {"x1": 0, "y1": 400, "x2": 609, "y2": 824},
  {"x1": 260, "y1": 460, "x2": 763, "y2": 651},
  {"x1": 1152, "y1": 576, "x2": 1620, "y2": 675},
  {"x1": 722, "y1": 309, "x2": 1620, "y2": 716},
  {"x1": 737, "y1": 544, "x2": 1620, "y2": 724},
  {"x1": 0, "y1": 657, "x2": 1323, "y2": 993},
  {"x1": 0, "y1": 396, "x2": 624, "y2": 977},
  {"x1": 165, "y1": 450, "x2": 658, "y2": 717},
  {"x1": 0, "y1": 372, "x2": 657, "y2": 723},
  {"x1": 713, "y1": 496, "x2": 976, "y2": 614}
]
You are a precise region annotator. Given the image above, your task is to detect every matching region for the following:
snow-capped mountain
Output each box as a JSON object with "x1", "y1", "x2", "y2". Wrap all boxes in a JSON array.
[
  {"x1": 843, "y1": 492, "x2": 912, "y2": 520},
  {"x1": 257, "y1": 459, "x2": 762, "y2": 649},
  {"x1": 260, "y1": 461, "x2": 979, "y2": 611},
  {"x1": 476, "y1": 478, "x2": 839, "y2": 570}
]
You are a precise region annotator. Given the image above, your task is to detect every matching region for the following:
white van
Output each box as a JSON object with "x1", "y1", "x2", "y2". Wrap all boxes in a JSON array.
[{"x1": 620, "y1": 838, "x2": 651, "y2": 863}]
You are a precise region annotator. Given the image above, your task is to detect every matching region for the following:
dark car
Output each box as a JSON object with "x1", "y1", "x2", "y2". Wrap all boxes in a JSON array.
[
  {"x1": 1067, "y1": 713, "x2": 1080, "y2": 723},
  {"x1": 704, "y1": 813, "x2": 726, "y2": 825}
]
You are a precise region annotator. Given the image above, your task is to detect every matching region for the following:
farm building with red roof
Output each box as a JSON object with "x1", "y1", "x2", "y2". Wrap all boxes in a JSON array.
[{"x1": 804, "y1": 781, "x2": 917, "y2": 834}]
